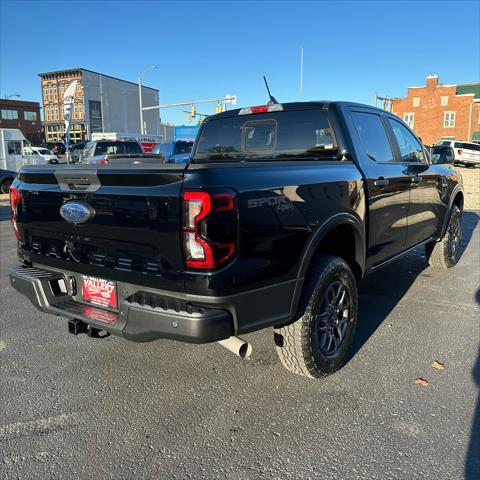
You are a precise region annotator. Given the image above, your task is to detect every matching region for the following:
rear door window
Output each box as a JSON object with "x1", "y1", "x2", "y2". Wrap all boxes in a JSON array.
[
  {"x1": 351, "y1": 112, "x2": 394, "y2": 163},
  {"x1": 194, "y1": 109, "x2": 337, "y2": 161},
  {"x1": 388, "y1": 118, "x2": 425, "y2": 163},
  {"x1": 457, "y1": 142, "x2": 480, "y2": 151}
]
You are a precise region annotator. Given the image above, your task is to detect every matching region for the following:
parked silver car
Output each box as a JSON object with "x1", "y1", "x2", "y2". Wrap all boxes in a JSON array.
[{"x1": 80, "y1": 140, "x2": 144, "y2": 164}]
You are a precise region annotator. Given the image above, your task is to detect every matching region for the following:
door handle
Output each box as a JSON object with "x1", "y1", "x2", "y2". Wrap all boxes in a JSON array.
[
  {"x1": 411, "y1": 176, "x2": 422, "y2": 184},
  {"x1": 374, "y1": 177, "x2": 389, "y2": 187}
]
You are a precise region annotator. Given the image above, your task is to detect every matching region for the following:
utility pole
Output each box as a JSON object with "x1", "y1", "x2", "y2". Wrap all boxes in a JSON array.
[
  {"x1": 99, "y1": 75, "x2": 105, "y2": 133},
  {"x1": 300, "y1": 46, "x2": 304, "y2": 101},
  {"x1": 374, "y1": 93, "x2": 394, "y2": 112}
]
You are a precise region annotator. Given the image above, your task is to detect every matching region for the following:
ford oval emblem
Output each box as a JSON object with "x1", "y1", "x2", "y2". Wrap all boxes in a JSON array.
[{"x1": 60, "y1": 201, "x2": 93, "y2": 224}]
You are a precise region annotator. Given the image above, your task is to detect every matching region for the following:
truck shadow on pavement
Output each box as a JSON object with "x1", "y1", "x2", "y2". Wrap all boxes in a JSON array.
[
  {"x1": 466, "y1": 287, "x2": 480, "y2": 480},
  {"x1": 346, "y1": 211, "x2": 478, "y2": 479},
  {"x1": 351, "y1": 211, "x2": 479, "y2": 361}
]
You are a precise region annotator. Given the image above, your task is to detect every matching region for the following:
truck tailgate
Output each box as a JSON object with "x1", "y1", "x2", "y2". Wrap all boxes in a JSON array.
[{"x1": 15, "y1": 164, "x2": 187, "y2": 292}]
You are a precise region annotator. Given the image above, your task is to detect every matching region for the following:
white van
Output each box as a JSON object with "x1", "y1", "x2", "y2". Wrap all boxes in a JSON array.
[{"x1": 0, "y1": 129, "x2": 45, "y2": 192}]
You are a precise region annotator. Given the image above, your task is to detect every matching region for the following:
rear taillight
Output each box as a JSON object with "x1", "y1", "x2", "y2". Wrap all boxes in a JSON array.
[
  {"x1": 99, "y1": 156, "x2": 109, "y2": 165},
  {"x1": 9, "y1": 184, "x2": 21, "y2": 240},
  {"x1": 181, "y1": 191, "x2": 236, "y2": 269}
]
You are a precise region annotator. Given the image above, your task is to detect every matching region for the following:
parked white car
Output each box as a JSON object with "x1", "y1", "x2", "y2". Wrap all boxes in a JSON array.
[
  {"x1": 436, "y1": 140, "x2": 480, "y2": 166},
  {"x1": 25, "y1": 146, "x2": 59, "y2": 164}
]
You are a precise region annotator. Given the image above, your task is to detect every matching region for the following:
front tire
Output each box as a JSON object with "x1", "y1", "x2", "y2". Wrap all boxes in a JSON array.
[
  {"x1": 274, "y1": 255, "x2": 358, "y2": 379},
  {"x1": 426, "y1": 204, "x2": 462, "y2": 268}
]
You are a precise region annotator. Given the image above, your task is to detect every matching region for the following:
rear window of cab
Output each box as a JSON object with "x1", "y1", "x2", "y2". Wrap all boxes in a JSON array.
[{"x1": 193, "y1": 110, "x2": 338, "y2": 162}]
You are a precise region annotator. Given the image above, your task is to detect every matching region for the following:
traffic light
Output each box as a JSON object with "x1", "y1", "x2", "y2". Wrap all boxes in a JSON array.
[
  {"x1": 215, "y1": 102, "x2": 223, "y2": 114},
  {"x1": 187, "y1": 114, "x2": 192, "y2": 124},
  {"x1": 191, "y1": 105, "x2": 196, "y2": 117}
]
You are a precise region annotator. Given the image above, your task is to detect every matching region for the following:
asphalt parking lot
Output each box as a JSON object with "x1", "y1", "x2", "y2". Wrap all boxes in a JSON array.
[{"x1": 0, "y1": 201, "x2": 479, "y2": 479}]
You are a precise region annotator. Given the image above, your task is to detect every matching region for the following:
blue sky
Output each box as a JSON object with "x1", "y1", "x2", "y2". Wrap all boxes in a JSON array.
[{"x1": 1, "y1": 0, "x2": 478, "y2": 125}]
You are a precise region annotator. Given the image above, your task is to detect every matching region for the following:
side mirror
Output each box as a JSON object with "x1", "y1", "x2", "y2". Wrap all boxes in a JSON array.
[{"x1": 431, "y1": 147, "x2": 454, "y2": 165}]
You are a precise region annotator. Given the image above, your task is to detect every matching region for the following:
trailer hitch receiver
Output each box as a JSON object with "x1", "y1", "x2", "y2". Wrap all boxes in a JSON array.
[{"x1": 68, "y1": 318, "x2": 110, "y2": 339}]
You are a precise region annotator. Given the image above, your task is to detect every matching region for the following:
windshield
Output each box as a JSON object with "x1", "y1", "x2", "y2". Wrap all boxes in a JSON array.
[
  {"x1": 173, "y1": 141, "x2": 193, "y2": 155},
  {"x1": 194, "y1": 109, "x2": 337, "y2": 161},
  {"x1": 94, "y1": 141, "x2": 142, "y2": 155}
]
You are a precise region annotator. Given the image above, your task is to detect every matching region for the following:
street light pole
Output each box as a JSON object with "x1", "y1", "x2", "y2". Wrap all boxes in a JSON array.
[
  {"x1": 138, "y1": 76, "x2": 144, "y2": 135},
  {"x1": 4, "y1": 93, "x2": 20, "y2": 99},
  {"x1": 138, "y1": 66, "x2": 157, "y2": 135}
]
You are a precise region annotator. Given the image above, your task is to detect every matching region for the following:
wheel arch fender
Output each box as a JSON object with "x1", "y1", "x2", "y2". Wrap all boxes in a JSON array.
[
  {"x1": 289, "y1": 212, "x2": 366, "y2": 316},
  {"x1": 440, "y1": 184, "x2": 464, "y2": 238}
]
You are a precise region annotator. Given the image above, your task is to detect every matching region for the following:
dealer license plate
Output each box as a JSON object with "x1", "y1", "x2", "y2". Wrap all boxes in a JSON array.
[{"x1": 81, "y1": 275, "x2": 117, "y2": 310}]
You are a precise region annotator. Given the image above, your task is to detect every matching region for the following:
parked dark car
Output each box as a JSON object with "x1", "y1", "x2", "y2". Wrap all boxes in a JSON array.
[
  {"x1": 8, "y1": 101, "x2": 463, "y2": 379},
  {"x1": 0, "y1": 169, "x2": 16, "y2": 194}
]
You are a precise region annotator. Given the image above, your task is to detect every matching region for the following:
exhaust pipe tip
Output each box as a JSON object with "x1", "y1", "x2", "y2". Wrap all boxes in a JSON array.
[
  {"x1": 218, "y1": 336, "x2": 252, "y2": 359},
  {"x1": 238, "y1": 341, "x2": 253, "y2": 360}
]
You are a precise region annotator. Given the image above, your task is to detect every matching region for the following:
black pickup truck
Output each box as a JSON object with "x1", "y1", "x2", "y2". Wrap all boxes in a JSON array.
[{"x1": 9, "y1": 101, "x2": 463, "y2": 379}]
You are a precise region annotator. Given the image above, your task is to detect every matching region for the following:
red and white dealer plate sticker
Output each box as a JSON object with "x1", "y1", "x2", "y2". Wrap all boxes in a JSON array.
[{"x1": 82, "y1": 276, "x2": 117, "y2": 309}]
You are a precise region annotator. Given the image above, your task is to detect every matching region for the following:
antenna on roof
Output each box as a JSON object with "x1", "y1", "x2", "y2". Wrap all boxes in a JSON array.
[{"x1": 263, "y1": 76, "x2": 279, "y2": 105}]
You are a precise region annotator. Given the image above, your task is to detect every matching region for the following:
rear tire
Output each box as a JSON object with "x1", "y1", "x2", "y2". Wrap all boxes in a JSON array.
[
  {"x1": 426, "y1": 204, "x2": 462, "y2": 268},
  {"x1": 274, "y1": 255, "x2": 358, "y2": 379}
]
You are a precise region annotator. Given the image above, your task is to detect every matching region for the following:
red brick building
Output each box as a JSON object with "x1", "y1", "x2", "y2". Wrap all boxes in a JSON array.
[
  {"x1": 0, "y1": 99, "x2": 43, "y2": 144},
  {"x1": 391, "y1": 75, "x2": 480, "y2": 146},
  {"x1": 39, "y1": 69, "x2": 86, "y2": 143}
]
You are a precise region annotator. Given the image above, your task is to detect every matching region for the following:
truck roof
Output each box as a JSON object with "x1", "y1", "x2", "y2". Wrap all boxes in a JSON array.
[{"x1": 210, "y1": 101, "x2": 387, "y2": 120}]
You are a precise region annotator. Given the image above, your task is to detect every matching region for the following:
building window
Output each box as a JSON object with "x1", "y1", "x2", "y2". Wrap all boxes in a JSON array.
[
  {"x1": 440, "y1": 96, "x2": 449, "y2": 106},
  {"x1": 403, "y1": 113, "x2": 415, "y2": 129},
  {"x1": 1, "y1": 109, "x2": 19, "y2": 120},
  {"x1": 412, "y1": 97, "x2": 420, "y2": 107},
  {"x1": 24, "y1": 111, "x2": 37, "y2": 121},
  {"x1": 444, "y1": 112, "x2": 456, "y2": 128}
]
